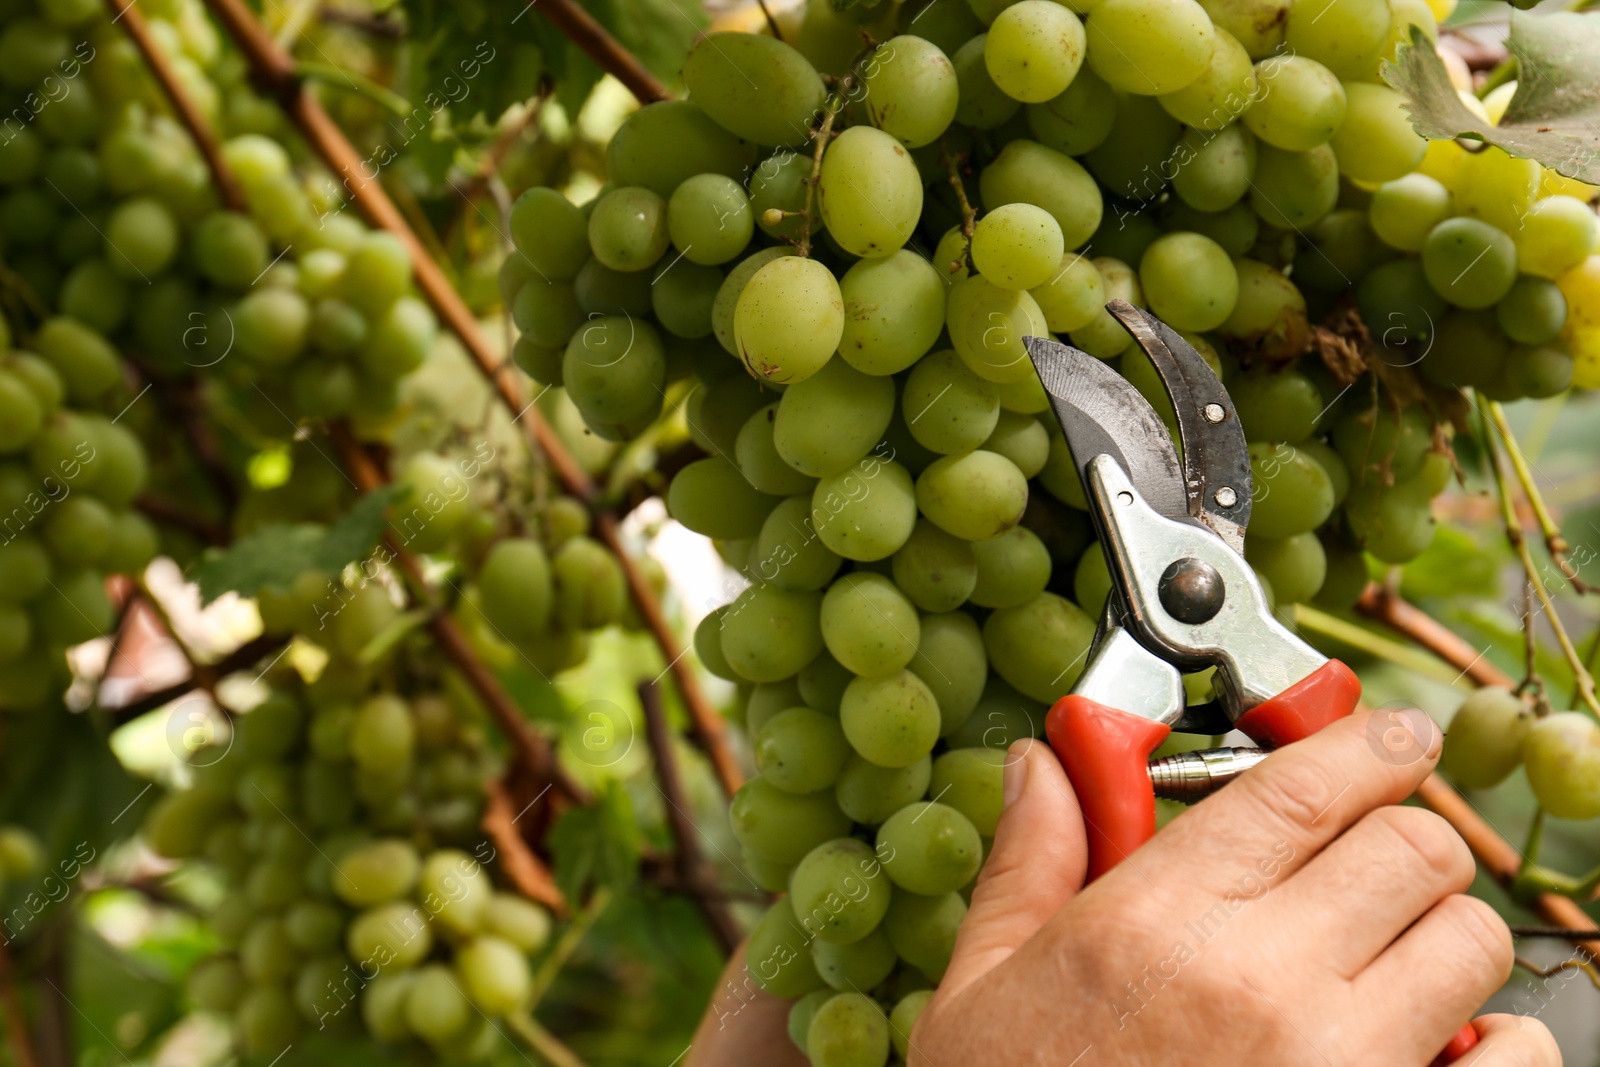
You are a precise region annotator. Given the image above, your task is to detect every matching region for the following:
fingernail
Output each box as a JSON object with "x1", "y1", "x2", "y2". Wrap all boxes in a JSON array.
[{"x1": 1003, "y1": 741, "x2": 1030, "y2": 806}]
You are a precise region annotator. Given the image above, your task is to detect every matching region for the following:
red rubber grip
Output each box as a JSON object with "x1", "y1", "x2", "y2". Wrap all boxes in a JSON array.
[
  {"x1": 1046, "y1": 696, "x2": 1171, "y2": 882},
  {"x1": 1235, "y1": 659, "x2": 1360, "y2": 748},
  {"x1": 1431, "y1": 1022, "x2": 1480, "y2": 1065}
]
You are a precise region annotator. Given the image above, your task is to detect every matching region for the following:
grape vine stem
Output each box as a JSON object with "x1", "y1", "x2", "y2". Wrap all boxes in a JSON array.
[
  {"x1": 0, "y1": 937, "x2": 39, "y2": 1067},
  {"x1": 515, "y1": 0, "x2": 671, "y2": 104},
  {"x1": 200, "y1": 0, "x2": 743, "y2": 800},
  {"x1": 940, "y1": 137, "x2": 978, "y2": 273},
  {"x1": 1355, "y1": 583, "x2": 1600, "y2": 944},
  {"x1": 1484, "y1": 400, "x2": 1596, "y2": 595},
  {"x1": 101, "y1": 0, "x2": 248, "y2": 212},
  {"x1": 797, "y1": 101, "x2": 840, "y2": 259},
  {"x1": 638, "y1": 680, "x2": 744, "y2": 954},
  {"x1": 503, "y1": 1012, "x2": 593, "y2": 1067},
  {"x1": 1478, "y1": 396, "x2": 1600, "y2": 717}
]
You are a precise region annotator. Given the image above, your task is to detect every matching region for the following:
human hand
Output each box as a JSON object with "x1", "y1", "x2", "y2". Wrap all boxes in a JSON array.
[{"x1": 910, "y1": 709, "x2": 1559, "y2": 1067}]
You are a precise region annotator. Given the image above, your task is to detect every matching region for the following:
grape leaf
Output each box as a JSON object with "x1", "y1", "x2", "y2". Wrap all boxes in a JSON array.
[
  {"x1": 1384, "y1": 13, "x2": 1600, "y2": 183},
  {"x1": 548, "y1": 780, "x2": 641, "y2": 905},
  {"x1": 191, "y1": 485, "x2": 402, "y2": 604}
]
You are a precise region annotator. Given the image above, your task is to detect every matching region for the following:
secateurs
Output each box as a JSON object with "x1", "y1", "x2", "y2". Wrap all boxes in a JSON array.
[{"x1": 1024, "y1": 301, "x2": 1362, "y2": 883}]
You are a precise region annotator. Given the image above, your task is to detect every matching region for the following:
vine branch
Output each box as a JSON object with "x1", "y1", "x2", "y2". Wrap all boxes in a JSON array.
[
  {"x1": 514, "y1": 0, "x2": 670, "y2": 104},
  {"x1": 0, "y1": 937, "x2": 38, "y2": 1067},
  {"x1": 202, "y1": 0, "x2": 742, "y2": 799},
  {"x1": 796, "y1": 101, "x2": 839, "y2": 259},
  {"x1": 940, "y1": 137, "x2": 978, "y2": 274},
  {"x1": 1485, "y1": 400, "x2": 1595, "y2": 593}
]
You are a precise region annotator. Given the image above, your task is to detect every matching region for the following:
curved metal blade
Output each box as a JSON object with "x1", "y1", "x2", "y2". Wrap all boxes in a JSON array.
[
  {"x1": 1107, "y1": 301, "x2": 1251, "y2": 554},
  {"x1": 1023, "y1": 334, "x2": 1187, "y2": 523}
]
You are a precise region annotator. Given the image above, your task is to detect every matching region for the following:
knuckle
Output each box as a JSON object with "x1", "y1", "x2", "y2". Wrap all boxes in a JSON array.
[
  {"x1": 1368, "y1": 807, "x2": 1474, "y2": 887},
  {"x1": 1439, "y1": 894, "x2": 1514, "y2": 976},
  {"x1": 1243, "y1": 757, "x2": 1345, "y2": 834}
]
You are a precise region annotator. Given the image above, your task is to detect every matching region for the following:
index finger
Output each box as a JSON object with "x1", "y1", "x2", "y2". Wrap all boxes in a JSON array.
[{"x1": 1111, "y1": 707, "x2": 1442, "y2": 900}]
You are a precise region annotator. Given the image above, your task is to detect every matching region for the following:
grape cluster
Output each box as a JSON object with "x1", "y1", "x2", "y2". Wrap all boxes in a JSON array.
[
  {"x1": 493, "y1": 0, "x2": 1596, "y2": 1059},
  {"x1": 1442, "y1": 686, "x2": 1600, "y2": 820},
  {"x1": 141, "y1": 678, "x2": 556, "y2": 1060}
]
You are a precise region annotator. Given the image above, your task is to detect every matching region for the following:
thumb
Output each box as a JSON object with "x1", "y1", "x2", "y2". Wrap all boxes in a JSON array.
[{"x1": 937, "y1": 737, "x2": 1087, "y2": 1000}]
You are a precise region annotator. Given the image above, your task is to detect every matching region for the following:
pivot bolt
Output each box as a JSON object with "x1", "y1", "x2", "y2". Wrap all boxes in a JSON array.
[
  {"x1": 1214, "y1": 486, "x2": 1238, "y2": 508},
  {"x1": 1158, "y1": 557, "x2": 1225, "y2": 624}
]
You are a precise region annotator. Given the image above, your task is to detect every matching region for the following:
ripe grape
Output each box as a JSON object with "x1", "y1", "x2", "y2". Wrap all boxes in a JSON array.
[
  {"x1": 455, "y1": 936, "x2": 531, "y2": 1015},
  {"x1": 807, "y1": 992, "x2": 891, "y2": 1067},
  {"x1": 1026, "y1": 67, "x2": 1116, "y2": 155},
  {"x1": 890, "y1": 989, "x2": 936, "y2": 1058},
  {"x1": 877, "y1": 801, "x2": 983, "y2": 894},
  {"x1": 909, "y1": 611, "x2": 989, "y2": 734},
  {"x1": 1514, "y1": 195, "x2": 1598, "y2": 280},
  {"x1": 982, "y1": 591, "x2": 1095, "y2": 703},
  {"x1": 836, "y1": 250, "x2": 947, "y2": 375},
  {"x1": 818, "y1": 126, "x2": 924, "y2": 258},
  {"x1": 774, "y1": 358, "x2": 896, "y2": 477},
  {"x1": 747, "y1": 897, "x2": 828, "y2": 997},
  {"x1": 790, "y1": 838, "x2": 894, "y2": 944},
  {"x1": 812, "y1": 457, "x2": 919, "y2": 561},
  {"x1": 1086, "y1": 0, "x2": 1216, "y2": 95},
  {"x1": 1329, "y1": 83, "x2": 1428, "y2": 183},
  {"x1": 984, "y1": 1, "x2": 1086, "y2": 104},
  {"x1": 946, "y1": 274, "x2": 1050, "y2": 384},
  {"x1": 952, "y1": 35, "x2": 1022, "y2": 129},
  {"x1": 821, "y1": 572, "x2": 922, "y2": 677},
  {"x1": 1441, "y1": 686, "x2": 1531, "y2": 789},
  {"x1": 1522, "y1": 712, "x2": 1600, "y2": 820},
  {"x1": 735, "y1": 256, "x2": 845, "y2": 383},
  {"x1": 891, "y1": 519, "x2": 978, "y2": 612},
  {"x1": 1139, "y1": 232, "x2": 1238, "y2": 331},
  {"x1": 720, "y1": 583, "x2": 824, "y2": 683},
  {"x1": 666, "y1": 173, "x2": 753, "y2": 266},
  {"x1": 841, "y1": 670, "x2": 943, "y2": 768},
  {"x1": 1496, "y1": 276, "x2": 1567, "y2": 345},
  {"x1": 756, "y1": 708, "x2": 852, "y2": 793},
  {"x1": 509, "y1": 188, "x2": 589, "y2": 281},
  {"x1": 1250, "y1": 144, "x2": 1339, "y2": 230},
  {"x1": 607, "y1": 99, "x2": 759, "y2": 198},
  {"x1": 863, "y1": 35, "x2": 961, "y2": 148},
  {"x1": 915, "y1": 450, "x2": 1029, "y2": 541},
  {"x1": 1171, "y1": 123, "x2": 1257, "y2": 212},
  {"x1": 1422, "y1": 217, "x2": 1518, "y2": 310},
  {"x1": 681, "y1": 33, "x2": 826, "y2": 148},
  {"x1": 981, "y1": 138, "x2": 1103, "y2": 250}
]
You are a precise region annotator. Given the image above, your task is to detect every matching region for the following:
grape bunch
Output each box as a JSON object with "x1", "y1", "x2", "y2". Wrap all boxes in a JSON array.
[
  {"x1": 490, "y1": 0, "x2": 1596, "y2": 1058},
  {"x1": 1442, "y1": 686, "x2": 1600, "y2": 822},
  {"x1": 141, "y1": 677, "x2": 557, "y2": 1060}
]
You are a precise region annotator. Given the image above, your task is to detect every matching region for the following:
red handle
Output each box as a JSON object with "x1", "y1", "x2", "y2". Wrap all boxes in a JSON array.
[
  {"x1": 1234, "y1": 659, "x2": 1361, "y2": 747},
  {"x1": 1046, "y1": 696, "x2": 1171, "y2": 882},
  {"x1": 1432, "y1": 1022, "x2": 1479, "y2": 1064}
]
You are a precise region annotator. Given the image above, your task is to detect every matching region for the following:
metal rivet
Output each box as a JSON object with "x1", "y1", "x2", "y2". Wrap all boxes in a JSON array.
[
  {"x1": 1158, "y1": 557, "x2": 1226, "y2": 625},
  {"x1": 1203, "y1": 403, "x2": 1226, "y2": 424},
  {"x1": 1117, "y1": 491, "x2": 1134, "y2": 505},
  {"x1": 1214, "y1": 486, "x2": 1238, "y2": 508}
]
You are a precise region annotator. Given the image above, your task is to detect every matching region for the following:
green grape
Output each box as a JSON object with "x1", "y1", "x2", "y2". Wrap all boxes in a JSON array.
[
  {"x1": 1250, "y1": 143, "x2": 1339, "y2": 230},
  {"x1": 552, "y1": 535, "x2": 627, "y2": 629},
  {"x1": 733, "y1": 777, "x2": 852, "y2": 865},
  {"x1": 1067, "y1": 257, "x2": 1142, "y2": 358},
  {"x1": 891, "y1": 519, "x2": 978, "y2": 612},
  {"x1": 1522, "y1": 712, "x2": 1600, "y2": 820},
  {"x1": 819, "y1": 126, "x2": 924, "y2": 258},
  {"x1": 6, "y1": 354, "x2": 63, "y2": 415},
  {"x1": 695, "y1": 607, "x2": 740, "y2": 681},
  {"x1": 0, "y1": 124, "x2": 40, "y2": 184},
  {"x1": 693, "y1": 371, "x2": 772, "y2": 454},
  {"x1": 104, "y1": 196, "x2": 178, "y2": 279},
  {"x1": 1357, "y1": 259, "x2": 1446, "y2": 347},
  {"x1": 235, "y1": 288, "x2": 311, "y2": 365},
  {"x1": 1242, "y1": 56, "x2": 1345, "y2": 151},
  {"x1": 576, "y1": 255, "x2": 654, "y2": 317},
  {"x1": 735, "y1": 256, "x2": 844, "y2": 383},
  {"x1": 1248, "y1": 442, "x2": 1336, "y2": 539},
  {"x1": 982, "y1": 413, "x2": 1050, "y2": 482},
  {"x1": 404, "y1": 964, "x2": 471, "y2": 1043},
  {"x1": 666, "y1": 173, "x2": 753, "y2": 266},
  {"x1": 1026, "y1": 66, "x2": 1116, "y2": 156},
  {"x1": 1496, "y1": 276, "x2": 1567, "y2": 345},
  {"x1": 890, "y1": 989, "x2": 935, "y2": 1057},
  {"x1": 916, "y1": 450, "x2": 1028, "y2": 541},
  {"x1": 193, "y1": 211, "x2": 269, "y2": 288},
  {"x1": 1284, "y1": 0, "x2": 1388, "y2": 78},
  {"x1": 362, "y1": 971, "x2": 416, "y2": 1043},
  {"x1": 931, "y1": 747, "x2": 1007, "y2": 836},
  {"x1": 971, "y1": 203, "x2": 1065, "y2": 291},
  {"x1": 812, "y1": 456, "x2": 919, "y2": 561},
  {"x1": 606, "y1": 101, "x2": 758, "y2": 198},
  {"x1": 980, "y1": 138, "x2": 1102, "y2": 249},
  {"x1": 1514, "y1": 195, "x2": 1598, "y2": 280},
  {"x1": 952, "y1": 35, "x2": 1022, "y2": 129},
  {"x1": 1369, "y1": 173, "x2": 1452, "y2": 253},
  {"x1": 1074, "y1": 544, "x2": 1113, "y2": 615},
  {"x1": 1498, "y1": 342, "x2": 1574, "y2": 400},
  {"x1": 806, "y1": 992, "x2": 891, "y2": 1067},
  {"x1": 484, "y1": 894, "x2": 552, "y2": 953},
  {"x1": 798, "y1": 650, "x2": 854, "y2": 716},
  {"x1": 58, "y1": 260, "x2": 129, "y2": 334},
  {"x1": 861, "y1": 35, "x2": 960, "y2": 148},
  {"x1": 1330, "y1": 83, "x2": 1427, "y2": 184},
  {"x1": 753, "y1": 494, "x2": 845, "y2": 591},
  {"x1": 983, "y1": 591, "x2": 1096, "y2": 703},
  {"x1": 984, "y1": 0, "x2": 1086, "y2": 103},
  {"x1": 720, "y1": 583, "x2": 824, "y2": 682},
  {"x1": 756, "y1": 707, "x2": 851, "y2": 793},
  {"x1": 945, "y1": 275, "x2": 1050, "y2": 384},
  {"x1": 1422, "y1": 217, "x2": 1517, "y2": 310},
  {"x1": 750, "y1": 152, "x2": 815, "y2": 246},
  {"x1": 0, "y1": 372, "x2": 41, "y2": 453},
  {"x1": 1170, "y1": 123, "x2": 1257, "y2": 212},
  {"x1": 477, "y1": 538, "x2": 553, "y2": 641},
  {"x1": 909, "y1": 612, "x2": 988, "y2": 734},
  {"x1": 886, "y1": 890, "x2": 967, "y2": 990},
  {"x1": 790, "y1": 989, "x2": 835, "y2": 1054},
  {"x1": 587, "y1": 187, "x2": 670, "y2": 273},
  {"x1": 1344, "y1": 481, "x2": 1435, "y2": 563},
  {"x1": 236, "y1": 985, "x2": 301, "y2": 1055},
  {"x1": 1024, "y1": 255, "x2": 1098, "y2": 336},
  {"x1": 902, "y1": 349, "x2": 1000, "y2": 456},
  {"x1": 968, "y1": 525, "x2": 1052, "y2": 608},
  {"x1": 748, "y1": 899, "x2": 828, "y2": 999},
  {"x1": 350, "y1": 694, "x2": 415, "y2": 774},
  {"x1": 841, "y1": 670, "x2": 942, "y2": 768},
  {"x1": 1086, "y1": 0, "x2": 1216, "y2": 94},
  {"x1": 670, "y1": 456, "x2": 781, "y2": 540},
  {"x1": 1245, "y1": 532, "x2": 1326, "y2": 605},
  {"x1": 814, "y1": 928, "x2": 898, "y2": 991},
  {"x1": 301, "y1": 249, "x2": 348, "y2": 301},
  {"x1": 682, "y1": 32, "x2": 827, "y2": 147},
  {"x1": 187, "y1": 956, "x2": 248, "y2": 1014},
  {"x1": 512, "y1": 337, "x2": 563, "y2": 385},
  {"x1": 456, "y1": 936, "x2": 531, "y2": 1015},
  {"x1": 1229, "y1": 367, "x2": 1322, "y2": 443},
  {"x1": 1440, "y1": 686, "x2": 1530, "y2": 789},
  {"x1": 283, "y1": 901, "x2": 343, "y2": 955},
  {"x1": 790, "y1": 837, "x2": 894, "y2": 944},
  {"x1": 34, "y1": 317, "x2": 119, "y2": 402},
  {"x1": 241, "y1": 918, "x2": 299, "y2": 984},
  {"x1": 775, "y1": 358, "x2": 896, "y2": 476},
  {"x1": 0, "y1": 536, "x2": 49, "y2": 605},
  {"x1": 837, "y1": 250, "x2": 947, "y2": 375},
  {"x1": 1298, "y1": 439, "x2": 1350, "y2": 507},
  {"x1": 746, "y1": 680, "x2": 805, "y2": 738},
  {"x1": 509, "y1": 188, "x2": 590, "y2": 281},
  {"x1": 1157, "y1": 27, "x2": 1254, "y2": 131},
  {"x1": 821, "y1": 572, "x2": 922, "y2": 677},
  {"x1": 877, "y1": 801, "x2": 983, "y2": 894},
  {"x1": 512, "y1": 278, "x2": 582, "y2": 349},
  {"x1": 0, "y1": 604, "x2": 28, "y2": 661},
  {"x1": 343, "y1": 232, "x2": 413, "y2": 317},
  {"x1": 738, "y1": 404, "x2": 817, "y2": 496},
  {"x1": 836, "y1": 753, "x2": 931, "y2": 825},
  {"x1": 36, "y1": 566, "x2": 112, "y2": 646},
  {"x1": 563, "y1": 315, "x2": 666, "y2": 440},
  {"x1": 1139, "y1": 232, "x2": 1237, "y2": 331},
  {"x1": 42, "y1": 496, "x2": 112, "y2": 566}
]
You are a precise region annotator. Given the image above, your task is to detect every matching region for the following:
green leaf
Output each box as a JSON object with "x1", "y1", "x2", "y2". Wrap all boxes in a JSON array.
[
  {"x1": 548, "y1": 780, "x2": 640, "y2": 905},
  {"x1": 191, "y1": 485, "x2": 402, "y2": 604},
  {"x1": 1384, "y1": 13, "x2": 1600, "y2": 183},
  {"x1": 1399, "y1": 523, "x2": 1503, "y2": 601}
]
